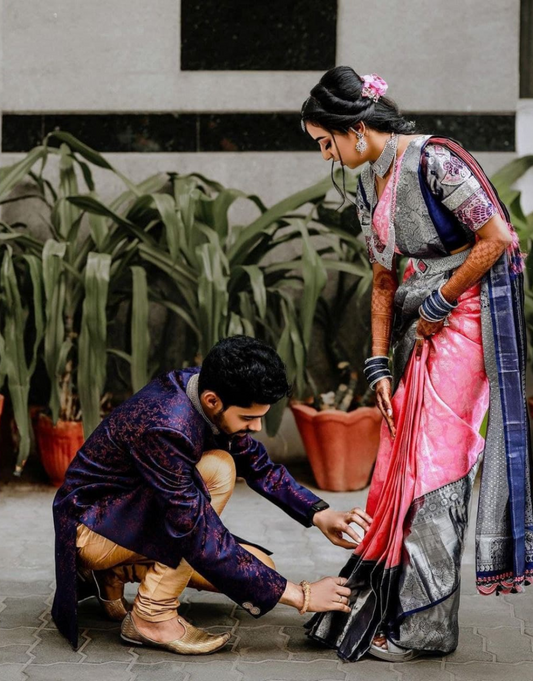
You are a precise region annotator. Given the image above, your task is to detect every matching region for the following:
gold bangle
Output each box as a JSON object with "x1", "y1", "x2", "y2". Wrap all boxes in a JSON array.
[{"x1": 299, "y1": 580, "x2": 311, "y2": 615}]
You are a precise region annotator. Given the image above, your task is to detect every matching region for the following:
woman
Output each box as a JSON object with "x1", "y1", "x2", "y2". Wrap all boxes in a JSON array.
[{"x1": 301, "y1": 66, "x2": 533, "y2": 662}]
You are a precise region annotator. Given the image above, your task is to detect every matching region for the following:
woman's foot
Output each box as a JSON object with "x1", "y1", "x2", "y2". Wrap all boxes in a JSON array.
[
  {"x1": 369, "y1": 635, "x2": 421, "y2": 662},
  {"x1": 373, "y1": 635, "x2": 388, "y2": 649}
]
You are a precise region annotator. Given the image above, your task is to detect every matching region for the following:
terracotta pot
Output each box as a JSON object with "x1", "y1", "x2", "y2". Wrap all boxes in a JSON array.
[
  {"x1": 35, "y1": 414, "x2": 84, "y2": 487},
  {"x1": 291, "y1": 404, "x2": 382, "y2": 492}
]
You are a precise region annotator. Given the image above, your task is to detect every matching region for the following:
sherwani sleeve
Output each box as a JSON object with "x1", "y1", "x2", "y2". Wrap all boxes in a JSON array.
[
  {"x1": 133, "y1": 426, "x2": 287, "y2": 617},
  {"x1": 422, "y1": 143, "x2": 497, "y2": 232},
  {"x1": 230, "y1": 435, "x2": 323, "y2": 527}
]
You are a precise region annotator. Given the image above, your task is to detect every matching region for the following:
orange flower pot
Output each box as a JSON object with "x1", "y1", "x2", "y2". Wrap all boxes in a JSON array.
[
  {"x1": 35, "y1": 414, "x2": 84, "y2": 487},
  {"x1": 291, "y1": 404, "x2": 382, "y2": 492}
]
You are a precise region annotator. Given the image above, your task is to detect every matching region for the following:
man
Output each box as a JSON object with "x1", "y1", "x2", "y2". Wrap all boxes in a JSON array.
[{"x1": 52, "y1": 336, "x2": 371, "y2": 655}]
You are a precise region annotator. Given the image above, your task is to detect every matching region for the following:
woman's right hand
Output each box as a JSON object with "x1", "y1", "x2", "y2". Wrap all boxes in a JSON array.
[{"x1": 375, "y1": 378, "x2": 396, "y2": 439}]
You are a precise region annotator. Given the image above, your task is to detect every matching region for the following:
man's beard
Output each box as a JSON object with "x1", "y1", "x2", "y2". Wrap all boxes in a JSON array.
[{"x1": 213, "y1": 408, "x2": 250, "y2": 437}]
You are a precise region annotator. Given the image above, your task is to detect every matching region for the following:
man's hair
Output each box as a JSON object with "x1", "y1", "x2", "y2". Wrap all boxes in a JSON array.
[{"x1": 198, "y1": 336, "x2": 291, "y2": 409}]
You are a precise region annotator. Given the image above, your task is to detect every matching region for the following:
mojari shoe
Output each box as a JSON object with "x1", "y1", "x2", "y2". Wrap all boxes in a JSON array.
[
  {"x1": 77, "y1": 568, "x2": 130, "y2": 621},
  {"x1": 120, "y1": 612, "x2": 231, "y2": 655}
]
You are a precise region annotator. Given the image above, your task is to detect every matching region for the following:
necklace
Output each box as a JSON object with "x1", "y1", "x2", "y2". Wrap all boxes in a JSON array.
[
  {"x1": 370, "y1": 133, "x2": 398, "y2": 178},
  {"x1": 368, "y1": 134, "x2": 399, "y2": 269}
]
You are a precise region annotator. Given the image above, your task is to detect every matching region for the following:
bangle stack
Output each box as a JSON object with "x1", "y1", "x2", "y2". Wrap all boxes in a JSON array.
[
  {"x1": 363, "y1": 356, "x2": 392, "y2": 391},
  {"x1": 419, "y1": 284, "x2": 457, "y2": 323},
  {"x1": 299, "y1": 580, "x2": 311, "y2": 615}
]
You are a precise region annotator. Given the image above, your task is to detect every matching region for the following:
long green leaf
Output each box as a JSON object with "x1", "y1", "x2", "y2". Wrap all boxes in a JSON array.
[
  {"x1": 239, "y1": 265, "x2": 267, "y2": 319},
  {"x1": 0, "y1": 146, "x2": 46, "y2": 201},
  {"x1": 1, "y1": 247, "x2": 32, "y2": 472},
  {"x1": 130, "y1": 266, "x2": 150, "y2": 392},
  {"x1": 42, "y1": 240, "x2": 67, "y2": 422},
  {"x1": 78, "y1": 252, "x2": 111, "y2": 438},
  {"x1": 229, "y1": 170, "x2": 358, "y2": 263}
]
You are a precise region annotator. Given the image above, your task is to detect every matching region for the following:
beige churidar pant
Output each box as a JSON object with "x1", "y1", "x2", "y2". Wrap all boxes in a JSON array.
[{"x1": 76, "y1": 449, "x2": 275, "y2": 622}]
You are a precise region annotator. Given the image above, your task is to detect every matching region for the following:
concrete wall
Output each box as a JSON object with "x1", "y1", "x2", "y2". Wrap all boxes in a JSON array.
[{"x1": 2, "y1": 0, "x2": 519, "y2": 113}]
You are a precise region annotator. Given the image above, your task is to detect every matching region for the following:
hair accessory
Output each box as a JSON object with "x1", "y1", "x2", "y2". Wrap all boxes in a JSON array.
[{"x1": 361, "y1": 74, "x2": 388, "y2": 103}]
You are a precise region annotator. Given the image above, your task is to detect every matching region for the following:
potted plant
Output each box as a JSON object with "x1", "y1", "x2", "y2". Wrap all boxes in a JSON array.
[
  {"x1": 76, "y1": 165, "x2": 362, "y2": 437},
  {"x1": 0, "y1": 133, "x2": 165, "y2": 481},
  {"x1": 291, "y1": 363, "x2": 382, "y2": 492}
]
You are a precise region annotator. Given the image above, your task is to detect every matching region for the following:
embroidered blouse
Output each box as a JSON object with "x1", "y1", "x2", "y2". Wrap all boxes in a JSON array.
[{"x1": 360, "y1": 142, "x2": 497, "y2": 265}]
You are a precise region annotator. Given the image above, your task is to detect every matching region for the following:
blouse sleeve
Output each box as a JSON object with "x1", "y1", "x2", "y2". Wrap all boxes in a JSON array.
[
  {"x1": 356, "y1": 183, "x2": 377, "y2": 264},
  {"x1": 422, "y1": 143, "x2": 497, "y2": 232}
]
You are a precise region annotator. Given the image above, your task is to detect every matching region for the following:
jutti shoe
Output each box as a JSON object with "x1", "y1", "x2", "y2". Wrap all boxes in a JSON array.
[
  {"x1": 120, "y1": 612, "x2": 231, "y2": 655},
  {"x1": 77, "y1": 568, "x2": 130, "y2": 622}
]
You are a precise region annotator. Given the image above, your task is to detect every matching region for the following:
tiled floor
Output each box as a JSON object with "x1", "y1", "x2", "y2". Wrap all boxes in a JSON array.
[{"x1": 1, "y1": 470, "x2": 533, "y2": 681}]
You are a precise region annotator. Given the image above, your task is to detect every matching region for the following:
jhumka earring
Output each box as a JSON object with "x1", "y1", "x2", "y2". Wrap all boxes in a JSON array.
[
  {"x1": 355, "y1": 131, "x2": 367, "y2": 153},
  {"x1": 350, "y1": 127, "x2": 367, "y2": 153}
]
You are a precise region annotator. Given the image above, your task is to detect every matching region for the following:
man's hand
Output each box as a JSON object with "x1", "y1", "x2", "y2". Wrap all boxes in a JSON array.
[
  {"x1": 312, "y1": 507, "x2": 372, "y2": 549},
  {"x1": 280, "y1": 577, "x2": 352, "y2": 614}
]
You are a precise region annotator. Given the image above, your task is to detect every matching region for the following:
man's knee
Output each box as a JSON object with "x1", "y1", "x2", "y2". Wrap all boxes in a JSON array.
[{"x1": 197, "y1": 449, "x2": 236, "y2": 493}]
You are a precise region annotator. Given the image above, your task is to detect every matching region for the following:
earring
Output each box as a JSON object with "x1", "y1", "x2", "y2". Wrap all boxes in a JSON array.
[{"x1": 355, "y1": 131, "x2": 367, "y2": 153}]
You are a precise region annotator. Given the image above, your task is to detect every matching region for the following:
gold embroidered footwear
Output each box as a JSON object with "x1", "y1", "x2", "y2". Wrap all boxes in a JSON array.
[
  {"x1": 77, "y1": 568, "x2": 130, "y2": 621},
  {"x1": 120, "y1": 612, "x2": 231, "y2": 655},
  {"x1": 99, "y1": 596, "x2": 130, "y2": 621}
]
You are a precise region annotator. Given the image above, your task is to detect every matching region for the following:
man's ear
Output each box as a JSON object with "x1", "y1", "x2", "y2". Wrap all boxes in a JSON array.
[{"x1": 202, "y1": 390, "x2": 222, "y2": 410}]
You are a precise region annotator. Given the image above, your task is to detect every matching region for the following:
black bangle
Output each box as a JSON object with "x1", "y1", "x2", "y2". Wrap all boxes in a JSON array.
[{"x1": 363, "y1": 356, "x2": 391, "y2": 389}]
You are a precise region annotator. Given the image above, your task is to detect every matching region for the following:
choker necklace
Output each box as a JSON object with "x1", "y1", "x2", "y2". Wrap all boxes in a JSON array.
[{"x1": 370, "y1": 133, "x2": 398, "y2": 178}]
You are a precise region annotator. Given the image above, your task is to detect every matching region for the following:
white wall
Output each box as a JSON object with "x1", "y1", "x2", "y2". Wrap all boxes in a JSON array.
[{"x1": 1, "y1": 0, "x2": 520, "y2": 113}]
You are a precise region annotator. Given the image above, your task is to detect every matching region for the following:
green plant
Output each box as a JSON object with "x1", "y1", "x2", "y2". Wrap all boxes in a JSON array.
[
  {"x1": 72, "y1": 168, "x2": 364, "y2": 435},
  {"x1": 0, "y1": 134, "x2": 168, "y2": 472}
]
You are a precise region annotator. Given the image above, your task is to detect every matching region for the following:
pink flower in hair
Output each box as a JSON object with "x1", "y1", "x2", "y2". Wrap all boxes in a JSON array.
[{"x1": 361, "y1": 74, "x2": 388, "y2": 103}]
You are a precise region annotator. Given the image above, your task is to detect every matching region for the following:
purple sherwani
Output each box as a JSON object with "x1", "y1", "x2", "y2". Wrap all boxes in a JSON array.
[{"x1": 52, "y1": 367, "x2": 321, "y2": 648}]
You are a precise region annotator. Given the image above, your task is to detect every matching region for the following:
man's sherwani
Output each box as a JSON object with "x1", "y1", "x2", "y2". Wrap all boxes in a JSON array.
[{"x1": 52, "y1": 367, "x2": 321, "y2": 648}]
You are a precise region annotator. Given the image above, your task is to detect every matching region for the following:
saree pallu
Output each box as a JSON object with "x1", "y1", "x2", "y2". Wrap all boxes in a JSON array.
[{"x1": 307, "y1": 136, "x2": 533, "y2": 661}]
